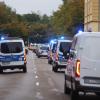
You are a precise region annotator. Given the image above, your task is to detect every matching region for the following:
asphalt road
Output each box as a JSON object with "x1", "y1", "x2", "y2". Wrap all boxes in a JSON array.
[{"x1": 0, "y1": 50, "x2": 99, "y2": 100}]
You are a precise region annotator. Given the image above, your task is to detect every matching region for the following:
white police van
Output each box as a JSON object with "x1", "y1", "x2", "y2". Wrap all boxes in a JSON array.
[
  {"x1": 0, "y1": 37, "x2": 27, "y2": 73},
  {"x1": 48, "y1": 40, "x2": 57, "y2": 64},
  {"x1": 52, "y1": 39, "x2": 72, "y2": 72},
  {"x1": 64, "y1": 32, "x2": 100, "y2": 99}
]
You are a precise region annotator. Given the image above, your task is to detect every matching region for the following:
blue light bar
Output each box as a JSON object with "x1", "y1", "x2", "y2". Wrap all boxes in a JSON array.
[
  {"x1": 61, "y1": 36, "x2": 64, "y2": 39},
  {"x1": 78, "y1": 30, "x2": 83, "y2": 33},
  {"x1": 1, "y1": 37, "x2": 4, "y2": 40}
]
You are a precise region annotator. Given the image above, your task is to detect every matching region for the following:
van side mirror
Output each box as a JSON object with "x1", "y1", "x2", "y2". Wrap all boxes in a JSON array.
[{"x1": 70, "y1": 49, "x2": 77, "y2": 58}]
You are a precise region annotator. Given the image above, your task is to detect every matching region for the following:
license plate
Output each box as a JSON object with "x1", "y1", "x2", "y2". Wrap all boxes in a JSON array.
[
  {"x1": 60, "y1": 61, "x2": 66, "y2": 64},
  {"x1": 62, "y1": 62, "x2": 67, "y2": 64},
  {"x1": 84, "y1": 79, "x2": 100, "y2": 84}
]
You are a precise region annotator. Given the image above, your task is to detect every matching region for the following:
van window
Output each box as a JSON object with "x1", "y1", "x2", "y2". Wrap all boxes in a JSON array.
[
  {"x1": 40, "y1": 46, "x2": 49, "y2": 50},
  {"x1": 52, "y1": 43, "x2": 57, "y2": 51},
  {"x1": 1, "y1": 42, "x2": 23, "y2": 53},
  {"x1": 59, "y1": 42, "x2": 71, "y2": 53},
  {"x1": 71, "y1": 37, "x2": 77, "y2": 50},
  {"x1": 83, "y1": 37, "x2": 100, "y2": 60}
]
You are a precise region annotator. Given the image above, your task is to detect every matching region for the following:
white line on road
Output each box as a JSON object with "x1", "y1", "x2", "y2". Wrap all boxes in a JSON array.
[
  {"x1": 35, "y1": 75, "x2": 38, "y2": 79},
  {"x1": 34, "y1": 71, "x2": 37, "y2": 74},
  {"x1": 51, "y1": 88, "x2": 59, "y2": 92},
  {"x1": 35, "y1": 92, "x2": 44, "y2": 99},
  {"x1": 36, "y1": 82, "x2": 40, "y2": 86}
]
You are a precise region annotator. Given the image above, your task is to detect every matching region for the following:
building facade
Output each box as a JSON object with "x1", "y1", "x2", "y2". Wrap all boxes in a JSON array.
[{"x1": 84, "y1": 0, "x2": 100, "y2": 32}]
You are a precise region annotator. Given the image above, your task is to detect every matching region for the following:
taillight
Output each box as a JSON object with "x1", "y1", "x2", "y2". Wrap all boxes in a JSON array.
[
  {"x1": 75, "y1": 59, "x2": 80, "y2": 77},
  {"x1": 56, "y1": 52, "x2": 58, "y2": 61},
  {"x1": 24, "y1": 53, "x2": 27, "y2": 63},
  {"x1": 50, "y1": 52, "x2": 52, "y2": 57}
]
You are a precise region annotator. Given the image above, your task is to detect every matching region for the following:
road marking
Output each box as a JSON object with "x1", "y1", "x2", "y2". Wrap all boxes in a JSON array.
[
  {"x1": 34, "y1": 71, "x2": 37, "y2": 74},
  {"x1": 35, "y1": 92, "x2": 44, "y2": 99},
  {"x1": 48, "y1": 77, "x2": 54, "y2": 87},
  {"x1": 36, "y1": 82, "x2": 39, "y2": 86},
  {"x1": 35, "y1": 75, "x2": 38, "y2": 79},
  {"x1": 51, "y1": 88, "x2": 59, "y2": 92}
]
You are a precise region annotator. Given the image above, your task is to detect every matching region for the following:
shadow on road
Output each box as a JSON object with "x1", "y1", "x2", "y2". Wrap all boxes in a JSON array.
[
  {"x1": 56, "y1": 71, "x2": 65, "y2": 74},
  {"x1": 77, "y1": 95, "x2": 100, "y2": 100},
  {"x1": 37, "y1": 57, "x2": 48, "y2": 59},
  {"x1": 53, "y1": 69, "x2": 65, "y2": 74},
  {"x1": 69, "y1": 94, "x2": 100, "y2": 100}
]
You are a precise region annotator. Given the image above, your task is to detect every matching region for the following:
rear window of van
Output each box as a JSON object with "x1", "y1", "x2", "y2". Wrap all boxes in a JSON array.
[
  {"x1": 1, "y1": 42, "x2": 23, "y2": 53},
  {"x1": 40, "y1": 46, "x2": 49, "y2": 50},
  {"x1": 59, "y1": 42, "x2": 71, "y2": 53}
]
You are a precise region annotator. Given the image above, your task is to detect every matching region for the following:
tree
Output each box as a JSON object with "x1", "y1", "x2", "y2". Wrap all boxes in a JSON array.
[
  {"x1": 22, "y1": 13, "x2": 41, "y2": 23},
  {"x1": 0, "y1": 2, "x2": 54, "y2": 42},
  {"x1": 51, "y1": 0, "x2": 84, "y2": 36}
]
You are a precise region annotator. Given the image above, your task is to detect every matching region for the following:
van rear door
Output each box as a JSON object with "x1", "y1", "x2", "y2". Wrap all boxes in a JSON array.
[
  {"x1": 80, "y1": 36, "x2": 100, "y2": 85},
  {"x1": 0, "y1": 42, "x2": 24, "y2": 63}
]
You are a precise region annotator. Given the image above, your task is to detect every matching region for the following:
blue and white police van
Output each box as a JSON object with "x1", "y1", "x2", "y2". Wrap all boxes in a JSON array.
[
  {"x1": 0, "y1": 37, "x2": 27, "y2": 73},
  {"x1": 52, "y1": 39, "x2": 72, "y2": 72}
]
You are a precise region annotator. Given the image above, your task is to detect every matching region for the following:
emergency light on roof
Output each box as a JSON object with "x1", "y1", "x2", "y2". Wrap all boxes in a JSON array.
[
  {"x1": 1, "y1": 37, "x2": 4, "y2": 40},
  {"x1": 50, "y1": 40, "x2": 55, "y2": 43},
  {"x1": 78, "y1": 30, "x2": 83, "y2": 33},
  {"x1": 50, "y1": 39, "x2": 57, "y2": 44},
  {"x1": 61, "y1": 36, "x2": 64, "y2": 39}
]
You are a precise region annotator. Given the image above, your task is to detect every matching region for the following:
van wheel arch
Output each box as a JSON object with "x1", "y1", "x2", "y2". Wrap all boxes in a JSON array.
[
  {"x1": 95, "y1": 92, "x2": 100, "y2": 96},
  {"x1": 0, "y1": 69, "x2": 3, "y2": 73},
  {"x1": 70, "y1": 78, "x2": 79, "y2": 100},
  {"x1": 52, "y1": 62, "x2": 58, "y2": 72},
  {"x1": 70, "y1": 90, "x2": 78, "y2": 100},
  {"x1": 23, "y1": 64, "x2": 27, "y2": 73},
  {"x1": 64, "y1": 74, "x2": 71, "y2": 94}
]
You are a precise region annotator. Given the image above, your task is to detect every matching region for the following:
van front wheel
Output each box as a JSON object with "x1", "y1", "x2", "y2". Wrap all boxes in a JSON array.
[
  {"x1": 64, "y1": 75, "x2": 70, "y2": 94},
  {"x1": 52, "y1": 62, "x2": 58, "y2": 72},
  {"x1": 23, "y1": 65, "x2": 27, "y2": 73},
  {"x1": 95, "y1": 92, "x2": 100, "y2": 96},
  {"x1": 53, "y1": 67, "x2": 58, "y2": 72},
  {"x1": 0, "y1": 69, "x2": 3, "y2": 73},
  {"x1": 71, "y1": 91, "x2": 78, "y2": 100}
]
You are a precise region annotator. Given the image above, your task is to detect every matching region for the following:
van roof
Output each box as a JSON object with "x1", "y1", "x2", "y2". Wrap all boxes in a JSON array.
[
  {"x1": 75, "y1": 32, "x2": 100, "y2": 37},
  {"x1": 57, "y1": 39, "x2": 72, "y2": 42},
  {"x1": 1, "y1": 37, "x2": 23, "y2": 41}
]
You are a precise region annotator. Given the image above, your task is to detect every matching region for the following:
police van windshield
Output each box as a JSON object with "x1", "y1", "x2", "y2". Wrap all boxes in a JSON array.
[
  {"x1": 1, "y1": 42, "x2": 23, "y2": 53},
  {"x1": 40, "y1": 46, "x2": 49, "y2": 50},
  {"x1": 59, "y1": 42, "x2": 71, "y2": 53}
]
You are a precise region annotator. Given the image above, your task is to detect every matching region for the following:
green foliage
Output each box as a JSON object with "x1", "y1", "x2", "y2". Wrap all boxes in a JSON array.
[
  {"x1": 0, "y1": 2, "x2": 51, "y2": 42},
  {"x1": 0, "y1": 2, "x2": 27, "y2": 38},
  {"x1": 51, "y1": 0, "x2": 84, "y2": 36},
  {"x1": 22, "y1": 13, "x2": 41, "y2": 23},
  {"x1": 0, "y1": 0, "x2": 84, "y2": 41}
]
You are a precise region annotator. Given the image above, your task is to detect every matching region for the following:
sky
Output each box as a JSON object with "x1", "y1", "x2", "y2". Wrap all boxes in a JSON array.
[{"x1": 0, "y1": 0, "x2": 62, "y2": 16}]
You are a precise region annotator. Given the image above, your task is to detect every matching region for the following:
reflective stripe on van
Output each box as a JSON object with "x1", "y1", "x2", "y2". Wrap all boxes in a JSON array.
[{"x1": 0, "y1": 54, "x2": 24, "y2": 62}]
